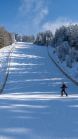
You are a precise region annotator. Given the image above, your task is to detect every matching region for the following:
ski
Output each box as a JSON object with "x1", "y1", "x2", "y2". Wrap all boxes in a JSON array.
[{"x1": 60, "y1": 95, "x2": 69, "y2": 97}]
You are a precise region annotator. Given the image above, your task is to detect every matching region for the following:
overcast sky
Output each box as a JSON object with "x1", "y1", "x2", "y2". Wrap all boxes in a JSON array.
[{"x1": 0, "y1": 0, "x2": 78, "y2": 37}]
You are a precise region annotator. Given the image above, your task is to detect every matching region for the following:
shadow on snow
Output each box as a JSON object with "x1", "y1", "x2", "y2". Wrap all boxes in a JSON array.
[{"x1": 0, "y1": 43, "x2": 78, "y2": 139}]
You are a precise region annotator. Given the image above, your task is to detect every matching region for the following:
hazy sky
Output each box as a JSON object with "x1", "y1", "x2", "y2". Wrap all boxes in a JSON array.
[{"x1": 0, "y1": 0, "x2": 78, "y2": 37}]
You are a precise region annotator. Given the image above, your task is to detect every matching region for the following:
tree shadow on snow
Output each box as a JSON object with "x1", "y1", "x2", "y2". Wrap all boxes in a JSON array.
[{"x1": 0, "y1": 43, "x2": 78, "y2": 139}]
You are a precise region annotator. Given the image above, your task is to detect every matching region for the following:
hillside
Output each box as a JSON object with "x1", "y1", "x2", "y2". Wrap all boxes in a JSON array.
[
  {"x1": 48, "y1": 46, "x2": 78, "y2": 83},
  {"x1": 0, "y1": 42, "x2": 78, "y2": 139}
]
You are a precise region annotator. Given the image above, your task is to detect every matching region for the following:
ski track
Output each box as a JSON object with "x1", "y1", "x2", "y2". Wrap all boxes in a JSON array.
[{"x1": 0, "y1": 42, "x2": 78, "y2": 139}]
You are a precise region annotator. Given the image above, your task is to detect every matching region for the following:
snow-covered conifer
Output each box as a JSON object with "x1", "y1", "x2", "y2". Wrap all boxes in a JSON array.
[
  {"x1": 34, "y1": 30, "x2": 53, "y2": 46},
  {"x1": 15, "y1": 34, "x2": 22, "y2": 42},
  {"x1": 66, "y1": 56, "x2": 72, "y2": 68}
]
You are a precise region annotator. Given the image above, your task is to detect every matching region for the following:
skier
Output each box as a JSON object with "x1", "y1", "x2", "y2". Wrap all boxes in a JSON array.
[{"x1": 60, "y1": 82, "x2": 68, "y2": 97}]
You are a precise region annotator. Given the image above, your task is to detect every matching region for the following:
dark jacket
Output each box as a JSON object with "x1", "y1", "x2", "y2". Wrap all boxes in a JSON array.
[{"x1": 61, "y1": 84, "x2": 65, "y2": 89}]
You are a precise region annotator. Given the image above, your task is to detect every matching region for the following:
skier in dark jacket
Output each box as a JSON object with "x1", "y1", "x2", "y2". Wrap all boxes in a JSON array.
[{"x1": 61, "y1": 82, "x2": 68, "y2": 96}]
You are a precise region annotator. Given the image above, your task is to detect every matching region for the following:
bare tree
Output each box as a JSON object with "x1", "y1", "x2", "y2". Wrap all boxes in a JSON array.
[{"x1": 0, "y1": 26, "x2": 14, "y2": 48}]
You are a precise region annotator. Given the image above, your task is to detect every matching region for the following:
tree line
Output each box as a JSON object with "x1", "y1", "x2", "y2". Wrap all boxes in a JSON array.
[
  {"x1": 15, "y1": 34, "x2": 35, "y2": 43},
  {"x1": 34, "y1": 23, "x2": 78, "y2": 72},
  {"x1": 0, "y1": 26, "x2": 14, "y2": 48},
  {"x1": 34, "y1": 23, "x2": 78, "y2": 49},
  {"x1": 52, "y1": 24, "x2": 78, "y2": 69},
  {"x1": 34, "y1": 30, "x2": 53, "y2": 46}
]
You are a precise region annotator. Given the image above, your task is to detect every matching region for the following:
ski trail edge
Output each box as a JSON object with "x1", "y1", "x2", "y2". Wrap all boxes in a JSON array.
[{"x1": 0, "y1": 43, "x2": 18, "y2": 94}]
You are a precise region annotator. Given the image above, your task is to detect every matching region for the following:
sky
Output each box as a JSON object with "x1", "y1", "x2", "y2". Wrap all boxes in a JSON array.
[{"x1": 0, "y1": 0, "x2": 78, "y2": 37}]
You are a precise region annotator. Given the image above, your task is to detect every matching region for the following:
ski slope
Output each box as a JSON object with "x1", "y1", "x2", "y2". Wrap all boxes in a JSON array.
[{"x1": 0, "y1": 42, "x2": 78, "y2": 139}]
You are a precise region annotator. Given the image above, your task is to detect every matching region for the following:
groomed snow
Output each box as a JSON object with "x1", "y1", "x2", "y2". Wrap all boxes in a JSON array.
[{"x1": 0, "y1": 42, "x2": 78, "y2": 139}]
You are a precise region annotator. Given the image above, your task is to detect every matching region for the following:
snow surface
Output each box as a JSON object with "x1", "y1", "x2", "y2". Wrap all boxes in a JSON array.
[
  {"x1": 0, "y1": 42, "x2": 78, "y2": 139},
  {"x1": 48, "y1": 46, "x2": 78, "y2": 82},
  {"x1": 0, "y1": 43, "x2": 16, "y2": 89}
]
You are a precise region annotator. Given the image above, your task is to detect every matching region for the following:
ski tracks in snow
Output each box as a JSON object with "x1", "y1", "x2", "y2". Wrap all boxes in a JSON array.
[{"x1": 0, "y1": 42, "x2": 78, "y2": 139}]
